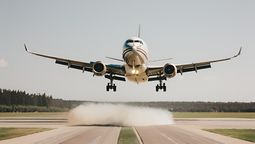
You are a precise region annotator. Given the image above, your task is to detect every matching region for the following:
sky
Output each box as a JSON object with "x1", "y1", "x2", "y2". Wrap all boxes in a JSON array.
[{"x1": 1, "y1": 0, "x2": 255, "y2": 102}]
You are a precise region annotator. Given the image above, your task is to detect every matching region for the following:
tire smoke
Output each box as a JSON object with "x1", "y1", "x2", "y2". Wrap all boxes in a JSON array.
[{"x1": 68, "y1": 103, "x2": 174, "y2": 126}]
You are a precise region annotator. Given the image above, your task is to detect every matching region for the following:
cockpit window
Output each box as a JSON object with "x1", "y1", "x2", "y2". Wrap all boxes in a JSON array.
[{"x1": 126, "y1": 39, "x2": 143, "y2": 45}]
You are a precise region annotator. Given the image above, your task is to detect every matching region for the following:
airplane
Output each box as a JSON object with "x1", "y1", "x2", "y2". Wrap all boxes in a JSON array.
[{"x1": 24, "y1": 27, "x2": 242, "y2": 92}]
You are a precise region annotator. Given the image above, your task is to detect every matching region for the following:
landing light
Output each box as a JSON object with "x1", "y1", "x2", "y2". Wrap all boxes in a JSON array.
[
  {"x1": 132, "y1": 70, "x2": 135, "y2": 74},
  {"x1": 136, "y1": 70, "x2": 139, "y2": 74}
]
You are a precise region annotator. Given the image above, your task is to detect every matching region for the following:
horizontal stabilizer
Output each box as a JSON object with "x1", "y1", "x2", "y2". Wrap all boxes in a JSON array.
[
  {"x1": 106, "y1": 57, "x2": 123, "y2": 62},
  {"x1": 149, "y1": 58, "x2": 173, "y2": 62}
]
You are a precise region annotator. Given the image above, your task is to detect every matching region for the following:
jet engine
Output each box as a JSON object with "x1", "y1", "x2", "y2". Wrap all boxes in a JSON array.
[
  {"x1": 92, "y1": 61, "x2": 107, "y2": 76},
  {"x1": 163, "y1": 63, "x2": 177, "y2": 78}
]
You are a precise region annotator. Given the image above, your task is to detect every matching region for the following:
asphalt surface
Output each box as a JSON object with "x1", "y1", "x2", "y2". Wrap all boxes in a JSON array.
[
  {"x1": 135, "y1": 125, "x2": 222, "y2": 144},
  {"x1": 0, "y1": 125, "x2": 120, "y2": 144},
  {"x1": 0, "y1": 118, "x2": 254, "y2": 144}
]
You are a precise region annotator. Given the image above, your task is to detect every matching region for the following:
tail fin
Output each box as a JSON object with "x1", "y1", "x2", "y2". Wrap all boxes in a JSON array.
[{"x1": 138, "y1": 24, "x2": 141, "y2": 38}]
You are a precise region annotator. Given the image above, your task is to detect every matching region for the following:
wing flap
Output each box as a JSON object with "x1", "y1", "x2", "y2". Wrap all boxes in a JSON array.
[{"x1": 55, "y1": 60, "x2": 92, "y2": 72}]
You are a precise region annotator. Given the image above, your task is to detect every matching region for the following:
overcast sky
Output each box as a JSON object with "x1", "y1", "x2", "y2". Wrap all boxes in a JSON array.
[{"x1": 1, "y1": 0, "x2": 254, "y2": 102}]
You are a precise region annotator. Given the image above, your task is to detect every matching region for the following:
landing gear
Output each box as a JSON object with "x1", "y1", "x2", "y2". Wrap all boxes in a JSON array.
[
  {"x1": 156, "y1": 83, "x2": 166, "y2": 92},
  {"x1": 105, "y1": 73, "x2": 117, "y2": 92},
  {"x1": 155, "y1": 73, "x2": 167, "y2": 92},
  {"x1": 106, "y1": 83, "x2": 116, "y2": 92}
]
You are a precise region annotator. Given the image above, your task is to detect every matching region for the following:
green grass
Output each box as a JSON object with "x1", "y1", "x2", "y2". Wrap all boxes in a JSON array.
[
  {"x1": 0, "y1": 112, "x2": 68, "y2": 118},
  {"x1": 203, "y1": 129, "x2": 255, "y2": 142},
  {"x1": 0, "y1": 128, "x2": 53, "y2": 140},
  {"x1": 117, "y1": 127, "x2": 139, "y2": 144},
  {"x1": 172, "y1": 112, "x2": 255, "y2": 118}
]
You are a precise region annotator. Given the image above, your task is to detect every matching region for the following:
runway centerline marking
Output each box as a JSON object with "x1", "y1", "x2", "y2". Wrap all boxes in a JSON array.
[
  {"x1": 154, "y1": 128, "x2": 178, "y2": 144},
  {"x1": 90, "y1": 127, "x2": 109, "y2": 144}
]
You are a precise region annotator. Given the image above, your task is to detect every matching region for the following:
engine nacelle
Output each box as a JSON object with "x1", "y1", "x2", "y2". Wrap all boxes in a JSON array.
[
  {"x1": 92, "y1": 61, "x2": 107, "y2": 76},
  {"x1": 163, "y1": 63, "x2": 177, "y2": 78}
]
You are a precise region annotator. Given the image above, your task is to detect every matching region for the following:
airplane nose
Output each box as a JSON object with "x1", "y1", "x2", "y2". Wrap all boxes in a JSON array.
[{"x1": 132, "y1": 46, "x2": 137, "y2": 52}]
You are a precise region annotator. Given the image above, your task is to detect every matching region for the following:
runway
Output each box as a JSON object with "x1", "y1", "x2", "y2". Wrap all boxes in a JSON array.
[
  {"x1": 0, "y1": 118, "x2": 254, "y2": 144},
  {"x1": 0, "y1": 125, "x2": 120, "y2": 144},
  {"x1": 135, "y1": 125, "x2": 221, "y2": 144},
  {"x1": 135, "y1": 118, "x2": 255, "y2": 144}
]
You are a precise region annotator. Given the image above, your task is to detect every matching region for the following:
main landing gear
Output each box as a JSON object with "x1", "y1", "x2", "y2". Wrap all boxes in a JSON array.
[
  {"x1": 106, "y1": 83, "x2": 116, "y2": 92},
  {"x1": 155, "y1": 73, "x2": 166, "y2": 92},
  {"x1": 156, "y1": 83, "x2": 166, "y2": 92},
  {"x1": 105, "y1": 73, "x2": 117, "y2": 92}
]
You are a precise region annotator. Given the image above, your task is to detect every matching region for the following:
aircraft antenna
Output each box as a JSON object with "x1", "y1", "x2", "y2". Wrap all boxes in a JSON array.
[{"x1": 138, "y1": 24, "x2": 141, "y2": 38}]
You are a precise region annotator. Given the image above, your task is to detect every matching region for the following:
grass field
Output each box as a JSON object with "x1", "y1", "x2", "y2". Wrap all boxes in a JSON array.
[
  {"x1": 203, "y1": 129, "x2": 255, "y2": 142},
  {"x1": 172, "y1": 112, "x2": 255, "y2": 118},
  {"x1": 0, "y1": 112, "x2": 68, "y2": 118},
  {"x1": 117, "y1": 127, "x2": 139, "y2": 144},
  {"x1": 0, "y1": 128, "x2": 53, "y2": 141}
]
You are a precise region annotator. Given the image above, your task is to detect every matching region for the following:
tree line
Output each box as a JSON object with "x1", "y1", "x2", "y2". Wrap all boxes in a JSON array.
[
  {"x1": 122, "y1": 101, "x2": 255, "y2": 112},
  {"x1": 0, "y1": 88, "x2": 254, "y2": 112},
  {"x1": 0, "y1": 88, "x2": 68, "y2": 112},
  {"x1": 65, "y1": 101, "x2": 255, "y2": 112}
]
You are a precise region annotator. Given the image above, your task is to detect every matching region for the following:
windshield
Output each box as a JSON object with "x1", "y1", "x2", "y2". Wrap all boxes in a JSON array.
[{"x1": 126, "y1": 40, "x2": 143, "y2": 44}]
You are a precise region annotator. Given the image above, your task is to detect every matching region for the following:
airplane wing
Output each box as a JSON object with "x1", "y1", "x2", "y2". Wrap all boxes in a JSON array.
[
  {"x1": 147, "y1": 47, "x2": 242, "y2": 77},
  {"x1": 24, "y1": 44, "x2": 126, "y2": 77}
]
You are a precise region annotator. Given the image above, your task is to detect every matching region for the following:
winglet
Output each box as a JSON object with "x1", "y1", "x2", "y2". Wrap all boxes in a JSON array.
[
  {"x1": 24, "y1": 44, "x2": 28, "y2": 51},
  {"x1": 234, "y1": 47, "x2": 242, "y2": 57}
]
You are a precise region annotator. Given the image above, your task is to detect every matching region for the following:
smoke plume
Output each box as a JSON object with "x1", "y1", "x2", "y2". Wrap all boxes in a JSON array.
[{"x1": 68, "y1": 103, "x2": 174, "y2": 126}]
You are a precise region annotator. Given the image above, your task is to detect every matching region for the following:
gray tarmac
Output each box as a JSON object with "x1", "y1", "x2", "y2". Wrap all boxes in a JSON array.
[
  {"x1": 0, "y1": 118, "x2": 254, "y2": 144},
  {"x1": 135, "y1": 118, "x2": 255, "y2": 144}
]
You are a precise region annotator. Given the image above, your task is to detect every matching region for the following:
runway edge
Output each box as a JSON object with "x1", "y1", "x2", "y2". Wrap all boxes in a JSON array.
[{"x1": 133, "y1": 127, "x2": 143, "y2": 144}]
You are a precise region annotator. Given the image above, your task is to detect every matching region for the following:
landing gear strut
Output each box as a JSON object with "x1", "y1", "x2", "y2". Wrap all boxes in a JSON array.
[
  {"x1": 155, "y1": 73, "x2": 166, "y2": 92},
  {"x1": 106, "y1": 73, "x2": 117, "y2": 92}
]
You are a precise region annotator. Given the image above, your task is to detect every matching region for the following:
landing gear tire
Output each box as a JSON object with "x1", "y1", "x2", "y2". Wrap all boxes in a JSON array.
[
  {"x1": 113, "y1": 84, "x2": 116, "y2": 92},
  {"x1": 106, "y1": 83, "x2": 109, "y2": 91},
  {"x1": 163, "y1": 86, "x2": 166, "y2": 92},
  {"x1": 156, "y1": 85, "x2": 159, "y2": 92},
  {"x1": 155, "y1": 83, "x2": 166, "y2": 92},
  {"x1": 163, "y1": 83, "x2": 166, "y2": 92},
  {"x1": 106, "y1": 82, "x2": 116, "y2": 92}
]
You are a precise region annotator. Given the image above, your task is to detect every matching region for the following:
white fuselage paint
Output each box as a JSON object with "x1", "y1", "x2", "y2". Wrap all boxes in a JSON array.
[{"x1": 122, "y1": 37, "x2": 149, "y2": 83}]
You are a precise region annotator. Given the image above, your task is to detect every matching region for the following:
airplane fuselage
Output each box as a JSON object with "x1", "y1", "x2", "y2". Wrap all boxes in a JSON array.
[{"x1": 122, "y1": 37, "x2": 149, "y2": 83}]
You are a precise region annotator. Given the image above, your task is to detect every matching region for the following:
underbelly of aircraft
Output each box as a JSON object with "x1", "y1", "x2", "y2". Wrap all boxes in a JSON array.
[{"x1": 126, "y1": 75, "x2": 148, "y2": 83}]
